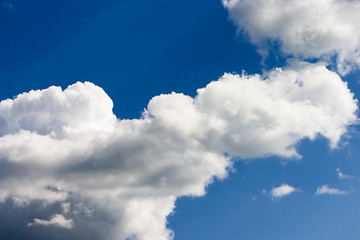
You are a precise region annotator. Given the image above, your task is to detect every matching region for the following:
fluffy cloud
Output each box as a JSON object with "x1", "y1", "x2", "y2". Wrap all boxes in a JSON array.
[
  {"x1": 223, "y1": 0, "x2": 360, "y2": 74},
  {"x1": 0, "y1": 62, "x2": 357, "y2": 239},
  {"x1": 315, "y1": 185, "x2": 348, "y2": 195},
  {"x1": 270, "y1": 184, "x2": 300, "y2": 198}
]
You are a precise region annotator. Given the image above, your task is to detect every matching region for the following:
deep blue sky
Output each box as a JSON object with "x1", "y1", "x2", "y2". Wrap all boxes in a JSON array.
[
  {"x1": 1, "y1": 0, "x2": 360, "y2": 239},
  {"x1": 0, "y1": 0, "x2": 261, "y2": 118}
]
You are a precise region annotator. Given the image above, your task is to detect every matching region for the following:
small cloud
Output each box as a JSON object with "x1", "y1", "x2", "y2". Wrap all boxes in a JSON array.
[
  {"x1": 315, "y1": 185, "x2": 348, "y2": 196},
  {"x1": 28, "y1": 214, "x2": 73, "y2": 229},
  {"x1": 336, "y1": 168, "x2": 354, "y2": 180},
  {"x1": 270, "y1": 184, "x2": 300, "y2": 198}
]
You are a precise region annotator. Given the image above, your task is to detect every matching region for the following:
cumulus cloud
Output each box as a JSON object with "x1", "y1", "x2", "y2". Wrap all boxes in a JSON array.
[
  {"x1": 270, "y1": 184, "x2": 300, "y2": 198},
  {"x1": 0, "y1": 62, "x2": 357, "y2": 240},
  {"x1": 315, "y1": 185, "x2": 348, "y2": 195},
  {"x1": 28, "y1": 214, "x2": 74, "y2": 229},
  {"x1": 223, "y1": 0, "x2": 360, "y2": 74}
]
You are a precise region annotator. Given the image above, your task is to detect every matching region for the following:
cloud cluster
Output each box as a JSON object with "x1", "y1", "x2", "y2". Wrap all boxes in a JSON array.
[
  {"x1": 223, "y1": 0, "x2": 360, "y2": 74},
  {"x1": 0, "y1": 62, "x2": 357, "y2": 239}
]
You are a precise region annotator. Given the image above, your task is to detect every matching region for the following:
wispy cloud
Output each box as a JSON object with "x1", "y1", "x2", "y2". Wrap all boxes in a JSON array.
[
  {"x1": 315, "y1": 185, "x2": 348, "y2": 196},
  {"x1": 2, "y1": 0, "x2": 13, "y2": 10},
  {"x1": 336, "y1": 168, "x2": 355, "y2": 180}
]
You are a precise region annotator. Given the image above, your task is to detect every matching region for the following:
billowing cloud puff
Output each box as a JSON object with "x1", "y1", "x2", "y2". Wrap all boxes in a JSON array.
[
  {"x1": 0, "y1": 62, "x2": 357, "y2": 240},
  {"x1": 223, "y1": 0, "x2": 360, "y2": 74}
]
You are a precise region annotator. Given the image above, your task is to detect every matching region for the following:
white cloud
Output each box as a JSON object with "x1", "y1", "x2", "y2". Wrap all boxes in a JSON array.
[
  {"x1": 270, "y1": 184, "x2": 300, "y2": 198},
  {"x1": 223, "y1": 0, "x2": 360, "y2": 74},
  {"x1": 28, "y1": 214, "x2": 74, "y2": 229},
  {"x1": 336, "y1": 168, "x2": 354, "y2": 179},
  {"x1": 0, "y1": 62, "x2": 357, "y2": 240},
  {"x1": 315, "y1": 185, "x2": 348, "y2": 195}
]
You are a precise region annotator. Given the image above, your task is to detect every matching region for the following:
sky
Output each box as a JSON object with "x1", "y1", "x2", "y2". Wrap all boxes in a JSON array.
[{"x1": 1, "y1": 0, "x2": 360, "y2": 239}]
